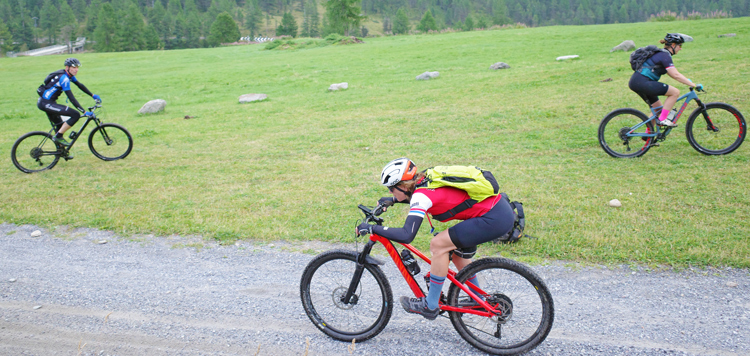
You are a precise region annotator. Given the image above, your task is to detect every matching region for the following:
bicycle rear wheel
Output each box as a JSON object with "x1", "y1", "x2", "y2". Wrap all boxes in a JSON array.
[
  {"x1": 88, "y1": 123, "x2": 133, "y2": 161},
  {"x1": 598, "y1": 108, "x2": 655, "y2": 158},
  {"x1": 685, "y1": 102, "x2": 746, "y2": 155},
  {"x1": 300, "y1": 250, "x2": 393, "y2": 342},
  {"x1": 11, "y1": 131, "x2": 61, "y2": 173},
  {"x1": 447, "y1": 258, "x2": 554, "y2": 355}
]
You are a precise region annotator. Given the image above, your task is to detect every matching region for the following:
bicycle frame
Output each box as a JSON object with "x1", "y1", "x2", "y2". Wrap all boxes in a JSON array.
[
  {"x1": 625, "y1": 88, "x2": 709, "y2": 140},
  {"x1": 49, "y1": 104, "x2": 105, "y2": 151},
  {"x1": 343, "y1": 233, "x2": 503, "y2": 319}
]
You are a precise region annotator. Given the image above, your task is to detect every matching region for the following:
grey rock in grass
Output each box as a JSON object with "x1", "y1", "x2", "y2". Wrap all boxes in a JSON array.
[
  {"x1": 328, "y1": 82, "x2": 348, "y2": 91},
  {"x1": 239, "y1": 94, "x2": 268, "y2": 103},
  {"x1": 490, "y1": 62, "x2": 510, "y2": 70},
  {"x1": 609, "y1": 199, "x2": 622, "y2": 207},
  {"x1": 138, "y1": 99, "x2": 167, "y2": 114},
  {"x1": 30, "y1": 230, "x2": 42, "y2": 237},
  {"x1": 718, "y1": 33, "x2": 736, "y2": 38},
  {"x1": 610, "y1": 40, "x2": 636, "y2": 52},
  {"x1": 416, "y1": 71, "x2": 440, "y2": 80},
  {"x1": 556, "y1": 55, "x2": 580, "y2": 61}
]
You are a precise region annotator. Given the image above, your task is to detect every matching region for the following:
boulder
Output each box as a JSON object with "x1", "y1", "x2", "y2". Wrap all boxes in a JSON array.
[
  {"x1": 238, "y1": 94, "x2": 268, "y2": 103},
  {"x1": 328, "y1": 82, "x2": 349, "y2": 91},
  {"x1": 556, "y1": 55, "x2": 580, "y2": 61},
  {"x1": 610, "y1": 40, "x2": 636, "y2": 52},
  {"x1": 416, "y1": 71, "x2": 440, "y2": 80},
  {"x1": 490, "y1": 62, "x2": 510, "y2": 70},
  {"x1": 138, "y1": 99, "x2": 166, "y2": 114}
]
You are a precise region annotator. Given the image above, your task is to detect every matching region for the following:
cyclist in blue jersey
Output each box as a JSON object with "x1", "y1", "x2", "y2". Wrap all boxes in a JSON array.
[
  {"x1": 628, "y1": 33, "x2": 702, "y2": 127},
  {"x1": 37, "y1": 58, "x2": 101, "y2": 146}
]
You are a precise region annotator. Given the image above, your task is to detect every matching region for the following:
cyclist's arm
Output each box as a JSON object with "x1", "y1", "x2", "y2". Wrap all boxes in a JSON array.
[
  {"x1": 72, "y1": 80, "x2": 94, "y2": 97},
  {"x1": 64, "y1": 90, "x2": 85, "y2": 113},
  {"x1": 666, "y1": 67, "x2": 695, "y2": 88},
  {"x1": 371, "y1": 215, "x2": 424, "y2": 244}
]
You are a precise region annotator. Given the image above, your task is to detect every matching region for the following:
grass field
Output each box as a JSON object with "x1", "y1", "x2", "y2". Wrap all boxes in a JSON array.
[{"x1": 2, "y1": 18, "x2": 749, "y2": 267}]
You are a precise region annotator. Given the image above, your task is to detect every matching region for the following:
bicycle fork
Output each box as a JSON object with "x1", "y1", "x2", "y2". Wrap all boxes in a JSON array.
[{"x1": 341, "y1": 240, "x2": 379, "y2": 305}]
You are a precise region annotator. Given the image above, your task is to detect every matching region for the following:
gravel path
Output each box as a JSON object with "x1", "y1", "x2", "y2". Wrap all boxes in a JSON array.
[{"x1": 1, "y1": 222, "x2": 748, "y2": 356}]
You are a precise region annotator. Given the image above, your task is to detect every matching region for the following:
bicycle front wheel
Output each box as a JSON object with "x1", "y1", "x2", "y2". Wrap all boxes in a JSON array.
[
  {"x1": 11, "y1": 131, "x2": 61, "y2": 173},
  {"x1": 300, "y1": 250, "x2": 393, "y2": 342},
  {"x1": 598, "y1": 108, "x2": 655, "y2": 158},
  {"x1": 447, "y1": 258, "x2": 554, "y2": 355},
  {"x1": 88, "y1": 123, "x2": 133, "y2": 161},
  {"x1": 685, "y1": 102, "x2": 747, "y2": 155}
]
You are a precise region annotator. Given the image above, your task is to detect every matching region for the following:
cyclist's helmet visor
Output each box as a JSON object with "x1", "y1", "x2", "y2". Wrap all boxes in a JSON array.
[{"x1": 665, "y1": 33, "x2": 693, "y2": 44}]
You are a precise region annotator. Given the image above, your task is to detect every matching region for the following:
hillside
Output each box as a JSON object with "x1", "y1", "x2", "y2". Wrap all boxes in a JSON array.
[{"x1": 2, "y1": 18, "x2": 750, "y2": 267}]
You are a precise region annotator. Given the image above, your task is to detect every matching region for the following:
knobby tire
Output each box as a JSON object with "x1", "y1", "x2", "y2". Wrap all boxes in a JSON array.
[
  {"x1": 88, "y1": 123, "x2": 133, "y2": 161},
  {"x1": 685, "y1": 102, "x2": 746, "y2": 155},
  {"x1": 446, "y1": 258, "x2": 554, "y2": 355},
  {"x1": 598, "y1": 108, "x2": 654, "y2": 158},
  {"x1": 11, "y1": 131, "x2": 61, "y2": 173},
  {"x1": 300, "y1": 250, "x2": 393, "y2": 342}
]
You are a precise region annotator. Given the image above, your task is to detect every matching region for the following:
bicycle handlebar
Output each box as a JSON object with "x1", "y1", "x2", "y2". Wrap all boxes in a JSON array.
[{"x1": 358, "y1": 203, "x2": 386, "y2": 225}]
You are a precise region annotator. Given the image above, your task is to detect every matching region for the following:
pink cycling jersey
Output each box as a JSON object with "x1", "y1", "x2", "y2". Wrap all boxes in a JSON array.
[{"x1": 408, "y1": 186, "x2": 502, "y2": 222}]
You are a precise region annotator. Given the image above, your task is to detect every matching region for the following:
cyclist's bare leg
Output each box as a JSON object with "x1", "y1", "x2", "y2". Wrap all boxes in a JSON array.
[
  {"x1": 452, "y1": 255, "x2": 471, "y2": 271},
  {"x1": 429, "y1": 230, "x2": 457, "y2": 277},
  {"x1": 659, "y1": 85, "x2": 680, "y2": 121},
  {"x1": 57, "y1": 122, "x2": 72, "y2": 135}
]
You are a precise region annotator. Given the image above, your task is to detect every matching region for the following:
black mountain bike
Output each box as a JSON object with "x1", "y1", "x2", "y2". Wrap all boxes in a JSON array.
[{"x1": 11, "y1": 102, "x2": 133, "y2": 173}]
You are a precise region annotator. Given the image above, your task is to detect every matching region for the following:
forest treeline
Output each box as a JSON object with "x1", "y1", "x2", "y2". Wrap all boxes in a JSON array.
[{"x1": 0, "y1": 0, "x2": 746, "y2": 54}]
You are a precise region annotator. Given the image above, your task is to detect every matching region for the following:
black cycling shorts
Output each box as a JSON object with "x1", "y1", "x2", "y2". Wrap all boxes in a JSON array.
[
  {"x1": 37, "y1": 98, "x2": 81, "y2": 130},
  {"x1": 629, "y1": 72, "x2": 669, "y2": 106},
  {"x1": 448, "y1": 197, "x2": 515, "y2": 249}
]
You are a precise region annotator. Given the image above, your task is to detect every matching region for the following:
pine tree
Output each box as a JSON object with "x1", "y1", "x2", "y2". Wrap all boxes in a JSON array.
[
  {"x1": 118, "y1": 3, "x2": 145, "y2": 51},
  {"x1": 39, "y1": 0, "x2": 59, "y2": 44},
  {"x1": 144, "y1": 24, "x2": 162, "y2": 50},
  {"x1": 417, "y1": 9, "x2": 437, "y2": 32},
  {"x1": 59, "y1": 0, "x2": 77, "y2": 43},
  {"x1": 245, "y1": 0, "x2": 262, "y2": 38},
  {"x1": 277, "y1": 11, "x2": 297, "y2": 37},
  {"x1": 86, "y1": 0, "x2": 102, "y2": 34},
  {"x1": 393, "y1": 7, "x2": 409, "y2": 34},
  {"x1": 93, "y1": 2, "x2": 119, "y2": 51},
  {"x1": 0, "y1": 20, "x2": 13, "y2": 56},
  {"x1": 324, "y1": 0, "x2": 364, "y2": 36},
  {"x1": 463, "y1": 15, "x2": 474, "y2": 30},
  {"x1": 207, "y1": 11, "x2": 239, "y2": 46}
]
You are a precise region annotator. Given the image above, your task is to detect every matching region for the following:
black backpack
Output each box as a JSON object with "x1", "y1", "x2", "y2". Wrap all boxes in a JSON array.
[
  {"x1": 37, "y1": 69, "x2": 65, "y2": 97},
  {"x1": 492, "y1": 193, "x2": 532, "y2": 244},
  {"x1": 629, "y1": 45, "x2": 667, "y2": 72}
]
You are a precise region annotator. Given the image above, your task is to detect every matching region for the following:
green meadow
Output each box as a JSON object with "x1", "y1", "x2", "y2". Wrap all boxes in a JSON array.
[{"x1": 2, "y1": 18, "x2": 749, "y2": 267}]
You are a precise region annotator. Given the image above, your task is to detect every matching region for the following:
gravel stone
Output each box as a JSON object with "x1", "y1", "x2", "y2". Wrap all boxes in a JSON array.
[{"x1": 1, "y1": 222, "x2": 748, "y2": 356}]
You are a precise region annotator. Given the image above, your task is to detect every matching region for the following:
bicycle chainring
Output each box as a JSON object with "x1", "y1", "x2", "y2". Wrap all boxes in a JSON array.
[{"x1": 30, "y1": 147, "x2": 43, "y2": 160}]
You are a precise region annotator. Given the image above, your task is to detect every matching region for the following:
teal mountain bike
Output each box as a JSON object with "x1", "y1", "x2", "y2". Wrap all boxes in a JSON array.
[{"x1": 598, "y1": 88, "x2": 746, "y2": 158}]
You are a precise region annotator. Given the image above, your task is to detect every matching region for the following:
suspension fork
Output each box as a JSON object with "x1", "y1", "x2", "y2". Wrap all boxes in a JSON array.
[
  {"x1": 695, "y1": 99, "x2": 719, "y2": 132},
  {"x1": 341, "y1": 240, "x2": 378, "y2": 304}
]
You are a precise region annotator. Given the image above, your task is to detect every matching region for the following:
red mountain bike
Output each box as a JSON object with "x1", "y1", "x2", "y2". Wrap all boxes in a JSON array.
[{"x1": 300, "y1": 204, "x2": 554, "y2": 355}]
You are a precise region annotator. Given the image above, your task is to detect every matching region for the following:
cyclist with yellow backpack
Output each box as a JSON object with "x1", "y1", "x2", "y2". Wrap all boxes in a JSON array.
[{"x1": 356, "y1": 158, "x2": 517, "y2": 320}]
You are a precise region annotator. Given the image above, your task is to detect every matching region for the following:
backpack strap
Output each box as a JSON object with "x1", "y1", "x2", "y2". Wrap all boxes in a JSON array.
[{"x1": 431, "y1": 199, "x2": 478, "y2": 222}]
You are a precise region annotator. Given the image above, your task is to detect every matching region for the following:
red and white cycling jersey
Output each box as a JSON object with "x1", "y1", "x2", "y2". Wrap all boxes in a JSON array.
[{"x1": 408, "y1": 186, "x2": 502, "y2": 222}]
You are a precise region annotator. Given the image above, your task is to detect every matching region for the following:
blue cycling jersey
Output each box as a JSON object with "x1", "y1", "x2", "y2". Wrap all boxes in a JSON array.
[{"x1": 42, "y1": 70, "x2": 78, "y2": 101}]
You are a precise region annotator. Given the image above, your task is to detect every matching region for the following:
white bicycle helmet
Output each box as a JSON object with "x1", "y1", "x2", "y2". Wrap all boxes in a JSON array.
[{"x1": 380, "y1": 158, "x2": 417, "y2": 187}]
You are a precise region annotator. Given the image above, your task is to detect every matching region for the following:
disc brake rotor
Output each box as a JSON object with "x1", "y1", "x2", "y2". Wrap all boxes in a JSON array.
[{"x1": 332, "y1": 287, "x2": 357, "y2": 310}]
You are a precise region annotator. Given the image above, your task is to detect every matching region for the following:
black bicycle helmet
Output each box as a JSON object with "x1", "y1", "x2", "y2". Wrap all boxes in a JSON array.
[
  {"x1": 664, "y1": 33, "x2": 693, "y2": 44},
  {"x1": 64, "y1": 58, "x2": 81, "y2": 67}
]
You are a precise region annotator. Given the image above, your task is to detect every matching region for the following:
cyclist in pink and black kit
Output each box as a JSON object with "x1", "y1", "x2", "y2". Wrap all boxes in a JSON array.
[
  {"x1": 628, "y1": 33, "x2": 702, "y2": 127},
  {"x1": 356, "y1": 158, "x2": 516, "y2": 320}
]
